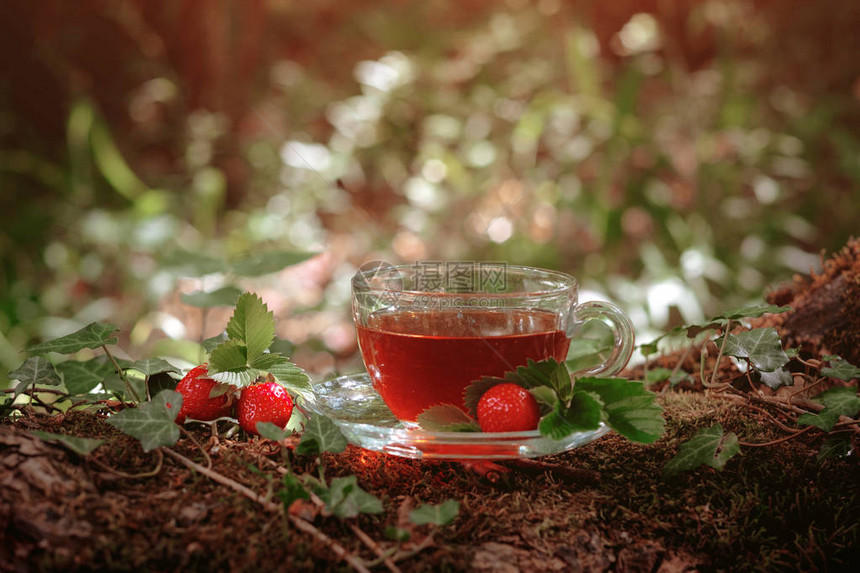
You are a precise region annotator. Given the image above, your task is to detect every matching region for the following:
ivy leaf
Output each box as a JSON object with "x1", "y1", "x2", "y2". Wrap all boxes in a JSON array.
[
  {"x1": 296, "y1": 414, "x2": 348, "y2": 456},
  {"x1": 160, "y1": 249, "x2": 227, "y2": 277},
  {"x1": 6, "y1": 357, "x2": 62, "y2": 408},
  {"x1": 30, "y1": 430, "x2": 104, "y2": 456},
  {"x1": 225, "y1": 292, "x2": 275, "y2": 362},
  {"x1": 323, "y1": 475, "x2": 383, "y2": 518},
  {"x1": 718, "y1": 328, "x2": 789, "y2": 372},
  {"x1": 663, "y1": 424, "x2": 740, "y2": 476},
  {"x1": 230, "y1": 250, "x2": 317, "y2": 277},
  {"x1": 797, "y1": 387, "x2": 860, "y2": 432},
  {"x1": 103, "y1": 371, "x2": 146, "y2": 401},
  {"x1": 278, "y1": 472, "x2": 310, "y2": 509},
  {"x1": 180, "y1": 286, "x2": 243, "y2": 308},
  {"x1": 129, "y1": 358, "x2": 180, "y2": 377},
  {"x1": 409, "y1": 500, "x2": 460, "y2": 526},
  {"x1": 57, "y1": 358, "x2": 114, "y2": 395},
  {"x1": 256, "y1": 421, "x2": 291, "y2": 441},
  {"x1": 28, "y1": 322, "x2": 119, "y2": 355},
  {"x1": 817, "y1": 435, "x2": 853, "y2": 461},
  {"x1": 821, "y1": 356, "x2": 860, "y2": 381},
  {"x1": 417, "y1": 405, "x2": 480, "y2": 432},
  {"x1": 107, "y1": 390, "x2": 182, "y2": 451},
  {"x1": 718, "y1": 304, "x2": 790, "y2": 321},
  {"x1": 575, "y1": 378, "x2": 665, "y2": 443},
  {"x1": 539, "y1": 391, "x2": 603, "y2": 440},
  {"x1": 759, "y1": 368, "x2": 793, "y2": 390}
]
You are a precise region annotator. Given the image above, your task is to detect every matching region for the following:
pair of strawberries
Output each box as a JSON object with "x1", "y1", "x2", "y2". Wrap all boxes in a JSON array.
[{"x1": 174, "y1": 364, "x2": 293, "y2": 435}]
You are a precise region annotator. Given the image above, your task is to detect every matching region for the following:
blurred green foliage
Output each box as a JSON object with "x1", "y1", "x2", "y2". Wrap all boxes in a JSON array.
[{"x1": 1, "y1": 1, "x2": 859, "y2": 384}]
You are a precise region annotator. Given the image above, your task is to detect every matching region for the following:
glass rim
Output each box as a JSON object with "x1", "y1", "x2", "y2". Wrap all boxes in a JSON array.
[{"x1": 351, "y1": 263, "x2": 578, "y2": 297}]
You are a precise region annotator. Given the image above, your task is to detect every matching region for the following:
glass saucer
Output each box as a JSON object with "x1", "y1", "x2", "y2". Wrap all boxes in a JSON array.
[{"x1": 301, "y1": 373, "x2": 611, "y2": 460}]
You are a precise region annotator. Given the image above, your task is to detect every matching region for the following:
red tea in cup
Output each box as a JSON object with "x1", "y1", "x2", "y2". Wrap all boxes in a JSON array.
[
  {"x1": 352, "y1": 263, "x2": 634, "y2": 426},
  {"x1": 357, "y1": 308, "x2": 570, "y2": 422}
]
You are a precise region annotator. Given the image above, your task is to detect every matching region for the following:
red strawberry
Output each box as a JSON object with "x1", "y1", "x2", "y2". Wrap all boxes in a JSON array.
[
  {"x1": 237, "y1": 381, "x2": 294, "y2": 435},
  {"x1": 175, "y1": 364, "x2": 234, "y2": 424},
  {"x1": 476, "y1": 383, "x2": 540, "y2": 433}
]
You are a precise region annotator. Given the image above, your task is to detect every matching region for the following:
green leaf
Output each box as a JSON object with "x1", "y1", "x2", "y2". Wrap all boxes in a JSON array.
[
  {"x1": 718, "y1": 328, "x2": 789, "y2": 372},
  {"x1": 208, "y1": 340, "x2": 249, "y2": 373},
  {"x1": 817, "y1": 435, "x2": 853, "y2": 461},
  {"x1": 566, "y1": 319, "x2": 614, "y2": 373},
  {"x1": 513, "y1": 358, "x2": 560, "y2": 388},
  {"x1": 529, "y1": 386, "x2": 560, "y2": 409},
  {"x1": 57, "y1": 358, "x2": 114, "y2": 395},
  {"x1": 160, "y1": 249, "x2": 227, "y2": 277},
  {"x1": 6, "y1": 358, "x2": 62, "y2": 408},
  {"x1": 324, "y1": 475, "x2": 383, "y2": 519},
  {"x1": 759, "y1": 368, "x2": 793, "y2": 390},
  {"x1": 256, "y1": 421, "x2": 291, "y2": 441},
  {"x1": 30, "y1": 430, "x2": 104, "y2": 456},
  {"x1": 663, "y1": 424, "x2": 740, "y2": 476},
  {"x1": 278, "y1": 472, "x2": 310, "y2": 509},
  {"x1": 821, "y1": 356, "x2": 860, "y2": 381},
  {"x1": 575, "y1": 377, "x2": 665, "y2": 443},
  {"x1": 230, "y1": 250, "x2": 317, "y2": 277},
  {"x1": 180, "y1": 286, "x2": 243, "y2": 308},
  {"x1": 262, "y1": 358, "x2": 312, "y2": 394},
  {"x1": 797, "y1": 387, "x2": 860, "y2": 432},
  {"x1": 644, "y1": 367, "x2": 675, "y2": 385},
  {"x1": 718, "y1": 304, "x2": 790, "y2": 321},
  {"x1": 129, "y1": 358, "x2": 180, "y2": 377},
  {"x1": 225, "y1": 292, "x2": 275, "y2": 361},
  {"x1": 107, "y1": 390, "x2": 182, "y2": 451},
  {"x1": 409, "y1": 499, "x2": 460, "y2": 526},
  {"x1": 102, "y1": 371, "x2": 146, "y2": 401},
  {"x1": 385, "y1": 527, "x2": 411, "y2": 542},
  {"x1": 203, "y1": 333, "x2": 228, "y2": 354},
  {"x1": 417, "y1": 405, "x2": 480, "y2": 432},
  {"x1": 28, "y1": 322, "x2": 119, "y2": 355},
  {"x1": 539, "y1": 391, "x2": 603, "y2": 440},
  {"x1": 296, "y1": 414, "x2": 348, "y2": 456}
]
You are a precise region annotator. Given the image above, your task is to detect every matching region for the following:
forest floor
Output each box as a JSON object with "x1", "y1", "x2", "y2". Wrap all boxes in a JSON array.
[
  {"x1": 2, "y1": 389, "x2": 858, "y2": 573},
  {"x1": 2, "y1": 241, "x2": 859, "y2": 573}
]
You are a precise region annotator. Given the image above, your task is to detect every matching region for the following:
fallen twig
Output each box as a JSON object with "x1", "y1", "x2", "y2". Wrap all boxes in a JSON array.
[{"x1": 161, "y1": 447, "x2": 371, "y2": 573}]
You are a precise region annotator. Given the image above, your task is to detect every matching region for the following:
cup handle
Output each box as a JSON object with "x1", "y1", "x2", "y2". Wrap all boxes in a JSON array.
[{"x1": 569, "y1": 300, "x2": 635, "y2": 377}]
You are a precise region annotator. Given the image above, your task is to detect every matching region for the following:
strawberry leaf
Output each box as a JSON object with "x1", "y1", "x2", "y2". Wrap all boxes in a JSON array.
[
  {"x1": 225, "y1": 292, "x2": 275, "y2": 362},
  {"x1": 663, "y1": 423, "x2": 740, "y2": 476},
  {"x1": 30, "y1": 430, "x2": 104, "y2": 456},
  {"x1": 539, "y1": 391, "x2": 603, "y2": 440},
  {"x1": 28, "y1": 322, "x2": 119, "y2": 355},
  {"x1": 180, "y1": 286, "x2": 243, "y2": 308},
  {"x1": 717, "y1": 327, "x2": 789, "y2": 372},
  {"x1": 263, "y1": 358, "x2": 311, "y2": 394},
  {"x1": 208, "y1": 340, "x2": 248, "y2": 373},
  {"x1": 417, "y1": 405, "x2": 480, "y2": 432},
  {"x1": 464, "y1": 377, "x2": 506, "y2": 417},
  {"x1": 409, "y1": 500, "x2": 460, "y2": 526},
  {"x1": 296, "y1": 414, "x2": 348, "y2": 455},
  {"x1": 203, "y1": 333, "x2": 228, "y2": 354},
  {"x1": 107, "y1": 390, "x2": 182, "y2": 451},
  {"x1": 575, "y1": 377, "x2": 665, "y2": 443}
]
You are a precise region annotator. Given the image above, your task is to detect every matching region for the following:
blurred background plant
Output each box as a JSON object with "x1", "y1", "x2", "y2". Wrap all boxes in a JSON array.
[{"x1": 1, "y1": 0, "x2": 858, "y2": 385}]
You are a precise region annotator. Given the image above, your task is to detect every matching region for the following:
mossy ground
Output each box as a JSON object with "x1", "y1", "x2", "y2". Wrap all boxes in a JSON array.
[{"x1": 2, "y1": 392, "x2": 858, "y2": 572}]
